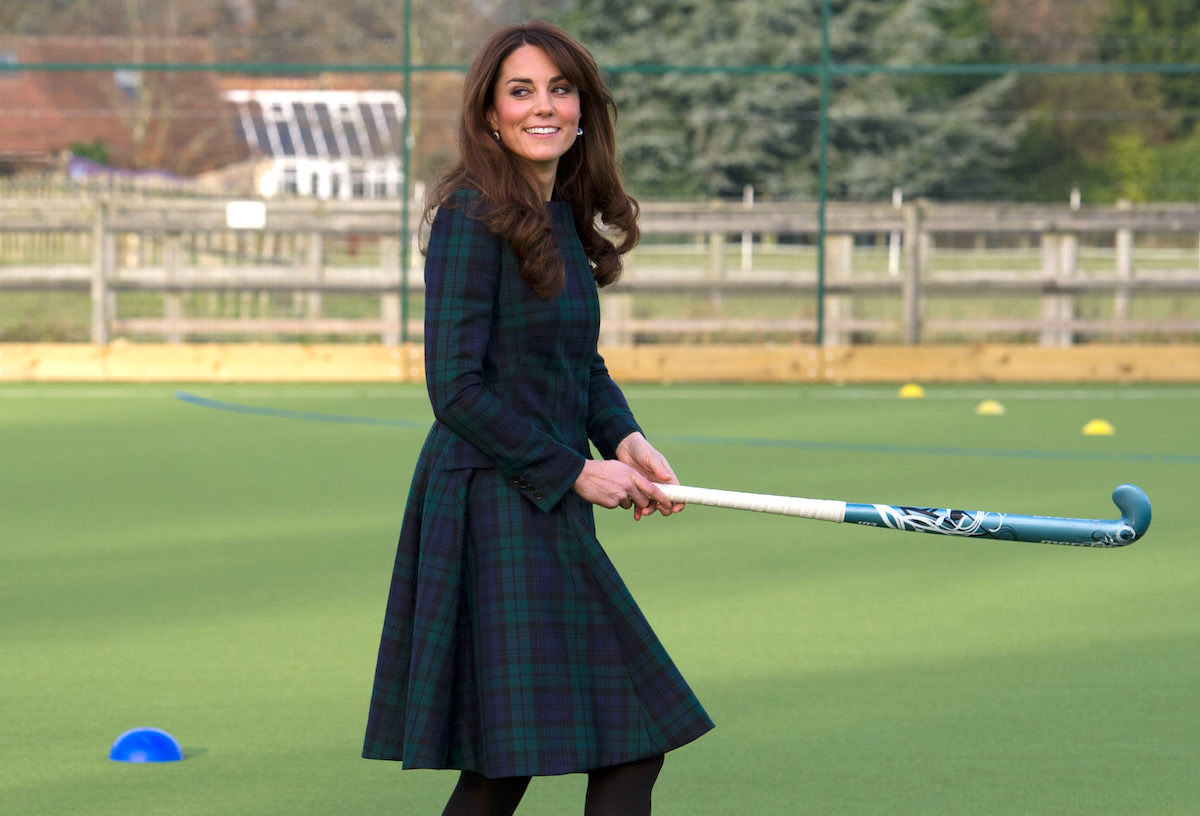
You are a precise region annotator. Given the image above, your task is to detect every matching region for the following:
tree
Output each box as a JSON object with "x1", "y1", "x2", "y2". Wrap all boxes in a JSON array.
[
  {"x1": 1, "y1": 2, "x2": 245, "y2": 175},
  {"x1": 68, "y1": 138, "x2": 110, "y2": 164},
  {"x1": 1106, "y1": 130, "x2": 1158, "y2": 202},
  {"x1": 1149, "y1": 127, "x2": 1200, "y2": 201},
  {"x1": 981, "y1": 0, "x2": 1167, "y2": 201},
  {"x1": 561, "y1": 0, "x2": 1021, "y2": 200},
  {"x1": 826, "y1": 0, "x2": 1021, "y2": 199},
  {"x1": 561, "y1": 0, "x2": 820, "y2": 198},
  {"x1": 1099, "y1": 0, "x2": 1200, "y2": 137}
]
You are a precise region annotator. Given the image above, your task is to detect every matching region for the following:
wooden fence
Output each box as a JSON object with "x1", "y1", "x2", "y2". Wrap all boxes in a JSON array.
[
  {"x1": 0, "y1": 197, "x2": 408, "y2": 344},
  {"x1": 3, "y1": 194, "x2": 1200, "y2": 345}
]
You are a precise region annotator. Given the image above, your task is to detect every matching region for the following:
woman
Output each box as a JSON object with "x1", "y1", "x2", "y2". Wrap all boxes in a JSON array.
[{"x1": 363, "y1": 21, "x2": 713, "y2": 815}]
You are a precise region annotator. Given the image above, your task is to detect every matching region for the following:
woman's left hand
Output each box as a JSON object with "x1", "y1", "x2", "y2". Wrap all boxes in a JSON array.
[{"x1": 615, "y1": 433, "x2": 686, "y2": 520}]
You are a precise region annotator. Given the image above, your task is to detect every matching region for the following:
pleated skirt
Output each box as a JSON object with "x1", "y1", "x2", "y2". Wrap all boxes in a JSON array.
[{"x1": 363, "y1": 457, "x2": 714, "y2": 777}]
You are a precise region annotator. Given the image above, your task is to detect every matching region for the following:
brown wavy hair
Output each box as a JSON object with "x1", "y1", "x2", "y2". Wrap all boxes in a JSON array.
[{"x1": 426, "y1": 21, "x2": 639, "y2": 298}]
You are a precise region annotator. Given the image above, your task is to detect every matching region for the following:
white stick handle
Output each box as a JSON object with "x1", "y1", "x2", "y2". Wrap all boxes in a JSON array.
[{"x1": 654, "y1": 483, "x2": 847, "y2": 523}]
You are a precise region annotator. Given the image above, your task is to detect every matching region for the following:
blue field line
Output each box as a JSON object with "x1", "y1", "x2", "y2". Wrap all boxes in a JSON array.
[
  {"x1": 174, "y1": 391, "x2": 1200, "y2": 465},
  {"x1": 174, "y1": 391, "x2": 430, "y2": 429}
]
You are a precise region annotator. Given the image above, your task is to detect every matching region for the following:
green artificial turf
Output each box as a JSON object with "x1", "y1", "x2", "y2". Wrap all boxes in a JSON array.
[{"x1": 3, "y1": 382, "x2": 1198, "y2": 815}]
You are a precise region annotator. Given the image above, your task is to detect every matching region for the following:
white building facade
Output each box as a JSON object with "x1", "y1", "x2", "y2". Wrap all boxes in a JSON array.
[{"x1": 224, "y1": 89, "x2": 405, "y2": 200}]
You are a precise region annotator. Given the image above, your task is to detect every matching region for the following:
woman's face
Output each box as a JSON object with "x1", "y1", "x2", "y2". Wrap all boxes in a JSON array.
[{"x1": 487, "y1": 44, "x2": 581, "y2": 195}]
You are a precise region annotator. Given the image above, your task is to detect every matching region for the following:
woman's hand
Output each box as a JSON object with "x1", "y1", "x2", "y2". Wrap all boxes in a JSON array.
[
  {"x1": 614, "y1": 432, "x2": 686, "y2": 520},
  {"x1": 571, "y1": 453, "x2": 680, "y2": 520}
]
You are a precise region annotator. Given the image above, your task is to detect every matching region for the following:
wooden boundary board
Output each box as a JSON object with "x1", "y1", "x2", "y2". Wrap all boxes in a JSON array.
[{"x1": 3, "y1": 343, "x2": 1199, "y2": 384}]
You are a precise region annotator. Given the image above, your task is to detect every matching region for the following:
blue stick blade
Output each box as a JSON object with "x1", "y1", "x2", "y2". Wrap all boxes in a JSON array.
[
  {"x1": 1111, "y1": 484, "x2": 1151, "y2": 542},
  {"x1": 842, "y1": 485, "x2": 1150, "y2": 548}
]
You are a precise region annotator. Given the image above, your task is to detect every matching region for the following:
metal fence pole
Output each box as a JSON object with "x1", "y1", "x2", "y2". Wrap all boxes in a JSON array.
[
  {"x1": 815, "y1": 0, "x2": 832, "y2": 346},
  {"x1": 399, "y1": 0, "x2": 413, "y2": 344}
]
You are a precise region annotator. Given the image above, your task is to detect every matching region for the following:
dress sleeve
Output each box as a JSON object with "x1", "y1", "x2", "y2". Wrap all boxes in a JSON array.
[
  {"x1": 586, "y1": 350, "x2": 643, "y2": 461},
  {"x1": 424, "y1": 192, "x2": 586, "y2": 512}
]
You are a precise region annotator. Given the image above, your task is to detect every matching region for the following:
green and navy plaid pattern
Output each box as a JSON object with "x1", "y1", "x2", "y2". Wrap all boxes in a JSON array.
[{"x1": 362, "y1": 191, "x2": 713, "y2": 776}]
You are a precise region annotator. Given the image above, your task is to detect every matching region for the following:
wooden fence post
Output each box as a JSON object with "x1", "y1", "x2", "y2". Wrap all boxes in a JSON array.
[
  {"x1": 90, "y1": 201, "x2": 111, "y2": 345},
  {"x1": 823, "y1": 233, "x2": 853, "y2": 345},
  {"x1": 888, "y1": 187, "x2": 903, "y2": 277},
  {"x1": 1114, "y1": 199, "x2": 1133, "y2": 340},
  {"x1": 708, "y1": 226, "x2": 726, "y2": 317},
  {"x1": 380, "y1": 235, "x2": 401, "y2": 346},
  {"x1": 164, "y1": 232, "x2": 183, "y2": 343},
  {"x1": 307, "y1": 230, "x2": 325, "y2": 319},
  {"x1": 1040, "y1": 228, "x2": 1079, "y2": 346},
  {"x1": 1039, "y1": 233, "x2": 1060, "y2": 346},
  {"x1": 741, "y1": 184, "x2": 754, "y2": 273},
  {"x1": 600, "y1": 291, "x2": 633, "y2": 345},
  {"x1": 901, "y1": 201, "x2": 924, "y2": 344},
  {"x1": 1061, "y1": 230, "x2": 1079, "y2": 342}
]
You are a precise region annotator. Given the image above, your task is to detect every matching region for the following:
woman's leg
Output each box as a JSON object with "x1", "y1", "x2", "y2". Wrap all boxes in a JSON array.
[
  {"x1": 441, "y1": 770, "x2": 531, "y2": 816},
  {"x1": 584, "y1": 754, "x2": 665, "y2": 816}
]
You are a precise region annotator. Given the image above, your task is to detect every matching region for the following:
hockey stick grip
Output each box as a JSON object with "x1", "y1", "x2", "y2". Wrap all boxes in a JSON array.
[{"x1": 654, "y1": 483, "x2": 847, "y2": 522}]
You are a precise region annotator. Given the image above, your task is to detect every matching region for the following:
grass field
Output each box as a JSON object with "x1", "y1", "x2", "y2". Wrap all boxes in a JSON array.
[{"x1": 4, "y1": 382, "x2": 1199, "y2": 815}]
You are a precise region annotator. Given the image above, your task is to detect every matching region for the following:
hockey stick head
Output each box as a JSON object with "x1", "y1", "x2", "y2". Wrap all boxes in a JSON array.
[{"x1": 1111, "y1": 483, "x2": 1152, "y2": 546}]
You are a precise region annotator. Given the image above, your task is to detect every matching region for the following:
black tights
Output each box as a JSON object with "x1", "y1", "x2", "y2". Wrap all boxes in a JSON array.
[
  {"x1": 440, "y1": 754, "x2": 665, "y2": 816},
  {"x1": 584, "y1": 754, "x2": 665, "y2": 816},
  {"x1": 439, "y1": 771, "x2": 529, "y2": 816}
]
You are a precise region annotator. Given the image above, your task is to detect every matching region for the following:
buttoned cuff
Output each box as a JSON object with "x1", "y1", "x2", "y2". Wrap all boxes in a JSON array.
[{"x1": 506, "y1": 448, "x2": 586, "y2": 513}]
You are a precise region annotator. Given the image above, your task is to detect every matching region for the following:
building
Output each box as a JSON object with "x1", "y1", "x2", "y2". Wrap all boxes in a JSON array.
[
  {"x1": 223, "y1": 88, "x2": 406, "y2": 200},
  {"x1": 0, "y1": 36, "x2": 244, "y2": 177}
]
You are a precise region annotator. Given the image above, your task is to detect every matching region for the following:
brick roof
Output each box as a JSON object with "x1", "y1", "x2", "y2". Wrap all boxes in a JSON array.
[{"x1": 0, "y1": 36, "x2": 247, "y2": 175}]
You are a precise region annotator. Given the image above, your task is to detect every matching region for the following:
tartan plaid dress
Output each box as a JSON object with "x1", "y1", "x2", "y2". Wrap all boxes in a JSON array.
[{"x1": 362, "y1": 190, "x2": 714, "y2": 777}]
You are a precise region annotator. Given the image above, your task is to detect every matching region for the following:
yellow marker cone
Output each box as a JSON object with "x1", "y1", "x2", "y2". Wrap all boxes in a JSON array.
[
  {"x1": 898, "y1": 383, "x2": 925, "y2": 399},
  {"x1": 1082, "y1": 419, "x2": 1115, "y2": 436},
  {"x1": 975, "y1": 399, "x2": 1005, "y2": 415}
]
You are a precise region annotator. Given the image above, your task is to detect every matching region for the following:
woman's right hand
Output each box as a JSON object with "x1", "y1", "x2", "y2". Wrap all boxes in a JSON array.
[{"x1": 572, "y1": 458, "x2": 674, "y2": 516}]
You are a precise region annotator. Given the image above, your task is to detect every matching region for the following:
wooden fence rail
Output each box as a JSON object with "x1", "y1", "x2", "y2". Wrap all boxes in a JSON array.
[{"x1": 2, "y1": 195, "x2": 1200, "y2": 345}]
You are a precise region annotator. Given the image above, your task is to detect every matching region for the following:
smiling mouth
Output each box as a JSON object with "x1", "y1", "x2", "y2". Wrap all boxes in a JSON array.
[{"x1": 524, "y1": 127, "x2": 560, "y2": 135}]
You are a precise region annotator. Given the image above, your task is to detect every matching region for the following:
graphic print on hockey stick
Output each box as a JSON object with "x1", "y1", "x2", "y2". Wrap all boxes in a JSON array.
[{"x1": 653, "y1": 483, "x2": 1151, "y2": 548}]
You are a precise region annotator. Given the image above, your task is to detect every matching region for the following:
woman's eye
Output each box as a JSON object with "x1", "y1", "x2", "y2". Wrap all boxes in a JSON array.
[{"x1": 507, "y1": 84, "x2": 573, "y2": 98}]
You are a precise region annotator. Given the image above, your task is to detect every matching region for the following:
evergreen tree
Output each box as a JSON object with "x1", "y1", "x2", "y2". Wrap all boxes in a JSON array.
[
  {"x1": 561, "y1": 0, "x2": 1020, "y2": 200},
  {"x1": 561, "y1": 0, "x2": 822, "y2": 198},
  {"x1": 828, "y1": 0, "x2": 1020, "y2": 199}
]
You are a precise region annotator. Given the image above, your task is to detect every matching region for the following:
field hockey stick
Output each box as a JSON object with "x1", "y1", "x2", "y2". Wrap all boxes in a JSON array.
[{"x1": 652, "y1": 483, "x2": 1151, "y2": 548}]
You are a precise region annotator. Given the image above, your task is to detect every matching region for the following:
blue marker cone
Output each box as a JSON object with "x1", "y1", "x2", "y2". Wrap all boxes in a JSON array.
[{"x1": 109, "y1": 727, "x2": 184, "y2": 763}]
